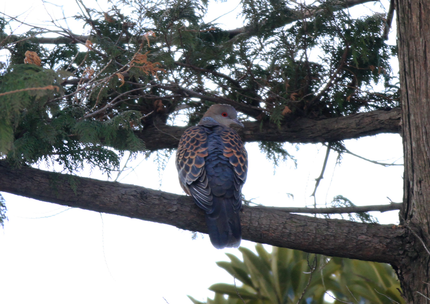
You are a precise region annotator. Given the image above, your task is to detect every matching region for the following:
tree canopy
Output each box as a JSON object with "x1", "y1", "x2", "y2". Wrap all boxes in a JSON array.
[{"x1": 0, "y1": 0, "x2": 399, "y2": 173}]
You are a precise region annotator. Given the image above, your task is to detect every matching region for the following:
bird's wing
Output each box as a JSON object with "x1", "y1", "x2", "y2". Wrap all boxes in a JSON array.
[
  {"x1": 221, "y1": 129, "x2": 248, "y2": 209},
  {"x1": 176, "y1": 126, "x2": 212, "y2": 211}
]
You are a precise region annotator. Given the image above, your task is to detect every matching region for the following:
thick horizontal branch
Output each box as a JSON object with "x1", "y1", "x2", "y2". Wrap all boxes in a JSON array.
[
  {"x1": 263, "y1": 202, "x2": 402, "y2": 214},
  {"x1": 139, "y1": 108, "x2": 401, "y2": 151},
  {"x1": 0, "y1": 160, "x2": 405, "y2": 265}
]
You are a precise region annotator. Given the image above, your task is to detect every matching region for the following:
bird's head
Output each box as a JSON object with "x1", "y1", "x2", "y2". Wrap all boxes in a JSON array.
[{"x1": 200, "y1": 104, "x2": 244, "y2": 128}]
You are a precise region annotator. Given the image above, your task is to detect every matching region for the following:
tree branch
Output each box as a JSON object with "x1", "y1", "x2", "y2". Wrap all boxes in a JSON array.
[
  {"x1": 138, "y1": 108, "x2": 401, "y2": 151},
  {"x1": 311, "y1": 143, "x2": 332, "y2": 199},
  {"x1": 0, "y1": 160, "x2": 405, "y2": 266},
  {"x1": 261, "y1": 202, "x2": 402, "y2": 214}
]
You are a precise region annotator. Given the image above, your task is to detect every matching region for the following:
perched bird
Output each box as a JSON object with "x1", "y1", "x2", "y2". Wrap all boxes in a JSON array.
[{"x1": 176, "y1": 104, "x2": 248, "y2": 249}]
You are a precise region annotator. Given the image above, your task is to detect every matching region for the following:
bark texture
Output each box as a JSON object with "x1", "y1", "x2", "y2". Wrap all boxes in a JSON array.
[
  {"x1": 0, "y1": 160, "x2": 405, "y2": 265},
  {"x1": 396, "y1": 0, "x2": 430, "y2": 302},
  {"x1": 139, "y1": 108, "x2": 401, "y2": 151}
]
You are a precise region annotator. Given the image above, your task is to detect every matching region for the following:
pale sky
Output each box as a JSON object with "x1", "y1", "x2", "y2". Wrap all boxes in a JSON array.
[{"x1": 0, "y1": 1, "x2": 402, "y2": 303}]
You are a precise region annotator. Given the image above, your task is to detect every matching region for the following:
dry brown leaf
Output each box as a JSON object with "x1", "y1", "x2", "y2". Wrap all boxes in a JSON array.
[
  {"x1": 282, "y1": 106, "x2": 292, "y2": 115},
  {"x1": 290, "y1": 92, "x2": 299, "y2": 101},
  {"x1": 154, "y1": 99, "x2": 164, "y2": 112},
  {"x1": 143, "y1": 31, "x2": 156, "y2": 47},
  {"x1": 85, "y1": 40, "x2": 93, "y2": 50},
  {"x1": 104, "y1": 12, "x2": 115, "y2": 23},
  {"x1": 130, "y1": 51, "x2": 166, "y2": 79},
  {"x1": 24, "y1": 51, "x2": 41, "y2": 66},
  {"x1": 116, "y1": 73, "x2": 125, "y2": 87},
  {"x1": 83, "y1": 67, "x2": 95, "y2": 79},
  {"x1": 285, "y1": 79, "x2": 290, "y2": 90}
]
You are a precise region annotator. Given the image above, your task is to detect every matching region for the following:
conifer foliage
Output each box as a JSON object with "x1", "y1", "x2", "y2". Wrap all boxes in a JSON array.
[{"x1": 0, "y1": 0, "x2": 397, "y2": 173}]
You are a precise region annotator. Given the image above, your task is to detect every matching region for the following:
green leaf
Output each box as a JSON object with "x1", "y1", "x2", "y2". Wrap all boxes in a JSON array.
[{"x1": 209, "y1": 283, "x2": 260, "y2": 300}]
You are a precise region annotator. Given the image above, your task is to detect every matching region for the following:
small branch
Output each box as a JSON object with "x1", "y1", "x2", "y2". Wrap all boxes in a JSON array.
[
  {"x1": 402, "y1": 220, "x2": 430, "y2": 257},
  {"x1": 383, "y1": 0, "x2": 395, "y2": 40},
  {"x1": 327, "y1": 143, "x2": 403, "y2": 167},
  {"x1": 260, "y1": 202, "x2": 402, "y2": 214},
  {"x1": 0, "y1": 85, "x2": 59, "y2": 97},
  {"x1": 157, "y1": 84, "x2": 263, "y2": 119},
  {"x1": 83, "y1": 87, "x2": 146, "y2": 119},
  {"x1": 296, "y1": 254, "x2": 317, "y2": 304},
  {"x1": 309, "y1": 46, "x2": 349, "y2": 106},
  {"x1": 174, "y1": 62, "x2": 242, "y2": 89},
  {"x1": 416, "y1": 291, "x2": 430, "y2": 301},
  {"x1": 311, "y1": 143, "x2": 332, "y2": 199}
]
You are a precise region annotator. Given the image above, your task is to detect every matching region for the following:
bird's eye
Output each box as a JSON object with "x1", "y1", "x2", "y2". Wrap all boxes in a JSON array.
[{"x1": 221, "y1": 112, "x2": 228, "y2": 117}]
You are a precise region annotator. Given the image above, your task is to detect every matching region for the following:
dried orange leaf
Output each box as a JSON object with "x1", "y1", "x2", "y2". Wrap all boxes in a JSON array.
[
  {"x1": 130, "y1": 51, "x2": 166, "y2": 79},
  {"x1": 24, "y1": 51, "x2": 41, "y2": 66},
  {"x1": 104, "y1": 12, "x2": 115, "y2": 23},
  {"x1": 143, "y1": 31, "x2": 156, "y2": 47},
  {"x1": 282, "y1": 106, "x2": 292, "y2": 115},
  {"x1": 83, "y1": 67, "x2": 95, "y2": 79},
  {"x1": 85, "y1": 40, "x2": 93, "y2": 50},
  {"x1": 290, "y1": 92, "x2": 299, "y2": 101},
  {"x1": 154, "y1": 99, "x2": 164, "y2": 112},
  {"x1": 116, "y1": 73, "x2": 125, "y2": 87}
]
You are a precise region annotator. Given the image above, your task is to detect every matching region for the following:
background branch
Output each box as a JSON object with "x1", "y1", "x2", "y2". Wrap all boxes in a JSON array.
[{"x1": 262, "y1": 203, "x2": 402, "y2": 214}]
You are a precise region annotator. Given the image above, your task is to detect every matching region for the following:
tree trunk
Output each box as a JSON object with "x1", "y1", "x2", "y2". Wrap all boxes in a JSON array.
[{"x1": 396, "y1": 0, "x2": 430, "y2": 302}]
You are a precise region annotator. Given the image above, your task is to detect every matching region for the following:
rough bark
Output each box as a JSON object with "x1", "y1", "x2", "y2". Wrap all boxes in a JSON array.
[
  {"x1": 396, "y1": 0, "x2": 430, "y2": 302},
  {"x1": 0, "y1": 160, "x2": 405, "y2": 265},
  {"x1": 140, "y1": 108, "x2": 401, "y2": 151}
]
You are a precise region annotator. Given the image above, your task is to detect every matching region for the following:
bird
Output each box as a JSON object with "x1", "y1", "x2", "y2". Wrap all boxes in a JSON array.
[{"x1": 176, "y1": 104, "x2": 248, "y2": 249}]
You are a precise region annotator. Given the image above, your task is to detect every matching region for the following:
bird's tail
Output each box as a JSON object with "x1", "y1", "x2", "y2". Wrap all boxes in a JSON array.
[{"x1": 205, "y1": 196, "x2": 241, "y2": 249}]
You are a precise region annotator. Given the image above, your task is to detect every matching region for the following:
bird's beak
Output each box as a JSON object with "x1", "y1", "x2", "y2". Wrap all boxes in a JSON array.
[{"x1": 232, "y1": 119, "x2": 244, "y2": 128}]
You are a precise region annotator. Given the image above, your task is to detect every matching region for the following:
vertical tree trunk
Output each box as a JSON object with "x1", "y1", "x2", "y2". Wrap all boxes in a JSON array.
[{"x1": 396, "y1": 0, "x2": 430, "y2": 302}]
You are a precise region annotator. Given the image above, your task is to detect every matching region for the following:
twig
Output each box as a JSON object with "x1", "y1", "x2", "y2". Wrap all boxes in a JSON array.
[
  {"x1": 311, "y1": 143, "x2": 332, "y2": 201},
  {"x1": 346, "y1": 285, "x2": 359, "y2": 303},
  {"x1": 256, "y1": 202, "x2": 402, "y2": 214},
  {"x1": 0, "y1": 85, "x2": 59, "y2": 97},
  {"x1": 233, "y1": 277, "x2": 246, "y2": 304},
  {"x1": 403, "y1": 221, "x2": 430, "y2": 256},
  {"x1": 327, "y1": 144, "x2": 403, "y2": 167},
  {"x1": 83, "y1": 87, "x2": 145, "y2": 119},
  {"x1": 326, "y1": 291, "x2": 355, "y2": 304},
  {"x1": 296, "y1": 254, "x2": 317, "y2": 304},
  {"x1": 309, "y1": 46, "x2": 349, "y2": 106},
  {"x1": 175, "y1": 61, "x2": 242, "y2": 88},
  {"x1": 152, "y1": 120, "x2": 180, "y2": 141},
  {"x1": 373, "y1": 288, "x2": 400, "y2": 304},
  {"x1": 383, "y1": 0, "x2": 395, "y2": 40},
  {"x1": 415, "y1": 291, "x2": 430, "y2": 301}
]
